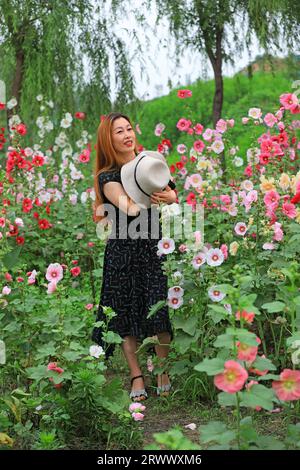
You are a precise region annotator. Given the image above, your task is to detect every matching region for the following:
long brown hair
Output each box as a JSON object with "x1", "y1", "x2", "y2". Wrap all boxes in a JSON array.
[{"x1": 93, "y1": 112, "x2": 139, "y2": 223}]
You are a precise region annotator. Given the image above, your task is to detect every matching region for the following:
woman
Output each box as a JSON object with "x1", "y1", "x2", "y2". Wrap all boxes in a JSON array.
[{"x1": 92, "y1": 112, "x2": 177, "y2": 401}]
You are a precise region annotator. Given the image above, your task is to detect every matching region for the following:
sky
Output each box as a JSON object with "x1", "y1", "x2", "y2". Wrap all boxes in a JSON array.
[{"x1": 106, "y1": 1, "x2": 287, "y2": 103}]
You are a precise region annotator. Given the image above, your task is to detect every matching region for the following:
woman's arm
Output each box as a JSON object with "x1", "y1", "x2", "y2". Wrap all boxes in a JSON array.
[{"x1": 102, "y1": 182, "x2": 141, "y2": 216}]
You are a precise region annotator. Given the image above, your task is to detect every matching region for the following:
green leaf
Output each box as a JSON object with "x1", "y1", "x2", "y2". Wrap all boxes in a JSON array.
[
  {"x1": 173, "y1": 315, "x2": 197, "y2": 336},
  {"x1": 250, "y1": 356, "x2": 276, "y2": 371},
  {"x1": 147, "y1": 300, "x2": 166, "y2": 319},
  {"x1": 240, "y1": 384, "x2": 276, "y2": 411},
  {"x1": 217, "y1": 392, "x2": 237, "y2": 407},
  {"x1": 102, "y1": 331, "x2": 123, "y2": 344},
  {"x1": 194, "y1": 357, "x2": 225, "y2": 376},
  {"x1": 199, "y1": 421, "x2": 235, "y2": 445},
  {"x1": 261, "y1": 301, "x2": 285, "y2": 313},
  {"x1": 174, "y1": 330, "x2": 200, "y2": 354},
  {"x1": 26, "y1": 365, "x2": 48, "y2": 381},
  {"x1": 2, "y1": 246, "x2": 22, "y2": 270}
]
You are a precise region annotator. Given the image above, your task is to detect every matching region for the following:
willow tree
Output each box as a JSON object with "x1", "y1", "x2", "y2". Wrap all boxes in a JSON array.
[{"x1": 0, "y1": 0, "x2": 137, "y2": 134}]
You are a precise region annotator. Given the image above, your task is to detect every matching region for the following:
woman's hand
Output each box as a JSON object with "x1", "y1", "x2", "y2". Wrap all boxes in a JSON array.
[{"x1": 150, "y1": 185, "x2": 177, "y2": 205}]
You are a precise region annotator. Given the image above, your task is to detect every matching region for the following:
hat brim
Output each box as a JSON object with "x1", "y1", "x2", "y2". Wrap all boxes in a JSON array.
[{"x1": 120, "y1": 151, "x2": 170, "y2": 209}]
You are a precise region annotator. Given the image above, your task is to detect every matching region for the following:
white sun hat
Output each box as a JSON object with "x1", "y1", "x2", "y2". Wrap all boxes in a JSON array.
[{"x1": 120, "y1": 150, "x2": 171, "y2": 209}]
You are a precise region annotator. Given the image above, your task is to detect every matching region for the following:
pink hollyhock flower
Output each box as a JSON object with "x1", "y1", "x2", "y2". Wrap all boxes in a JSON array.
[
  {"x1": 280, "y1": 93, "x2": 298, "y2": 110},
  {"x1": 234, "y1": 222, "x2": 248, "y2": 236},
  {"x1": 47, "y1": 362, "x2": 64, "y2": 389},
  {"x1": 79, "y1": 149, "x2": 90, "y2": 163},
  {"x1": 70, "y1": 266, "x2": 81, "y2": 277},
  {"x1": 264, "y1": 113, "x2": 277, "y2": 127},
  {"x1": 273, "y1": 222, "x2": 283, "y2": 241},
  {"x1": 129, "y1": 403, "x2": 146, "y2": 413},
  {"x1": 214, "y1": 360, "x2": 248, "y2": 393},
  {"x1": 227, "y1": 119, "x2": 235, "y2": 127},
  {"x1": 237, "y1": 337, "x2": 261, "y2": 363},
  {"x1": 244, "y1": 165, "x2": 252, "y2": 177},
  {"x1": 220, "y1": 194, "x2": 231, "y2": 205},
  {"x1": 176, "y1": 118, "x2": 191, "y2": 132},
  {"x1": 235, "y1": 310, "x2": 255, "y2": 324},
  {"x1": 132, "y1": 412, "x2": 144, "y2": 421},
  {"x1": 46, "y1": 263, "x2": 63, "y2": 283},
  {"x1": 220, "y1": 244, "x2": 228, "y2": 260},
  {"x1": 264, "y1": 190, "x2": 280, "y2": 209},
  {"x1": 194, "y1": 123, "x2": 204, "y2": 134},
  {"x1": 216, "y1": 119, "x2": 227, "y2": 133},
  {"x1": 193, "y1": 140, "x2": 205, "y2": 153},
  {"x1": 179, "y1": 244, "x2": 188, "y2": 253},
  {"x1": 17, "y1": 277, "x2": 24, "y2": 283},
  {"x1": 272, "y1": 369, "x2": 300, "y2": 401},
  {"x1": 192, "y1": 252, "x2": 206, "y2": 269},
  {"x1": 0, "y1": 217, "x2": 6, "y2": 228},
  {"x1": 282, "y1": 202, "x2": 296, "y2": 219},
  {"x1": 85, "y1": 303, "x2": 94, "y2": 310},
  {"x1": 242, "y1": 117, "x2": 249, "y2": 124},
  {"x1": 189, "y1": 173, "x2": 202, "y2": 187},
  {"x1": 47, "y1": 281, "x2": 58, "y2": 294},
  {"x1": 203, "y1": 128, "x2": 213, "y2": 141},
  {"x1": 2, "y1": 286, "x2": 11, "y2": 295}
]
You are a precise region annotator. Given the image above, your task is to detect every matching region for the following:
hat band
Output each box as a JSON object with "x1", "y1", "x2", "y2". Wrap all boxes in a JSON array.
[{"x1": 134, "y1": 154, "x2": 152, "y2": 197}]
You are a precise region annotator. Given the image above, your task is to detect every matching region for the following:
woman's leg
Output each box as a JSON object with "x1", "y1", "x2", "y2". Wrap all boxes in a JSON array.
[
  {"x1": 154, "y1": 332, "x2": 171, "y2": 389},
  {"x1": 121, "y1": 335, "x2": 145, "y2": 398}
]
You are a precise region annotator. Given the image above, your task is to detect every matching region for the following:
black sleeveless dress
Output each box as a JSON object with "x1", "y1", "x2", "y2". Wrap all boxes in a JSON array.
[{"x1": 91, "y1": 168, "x2": 176, "y2": 359}]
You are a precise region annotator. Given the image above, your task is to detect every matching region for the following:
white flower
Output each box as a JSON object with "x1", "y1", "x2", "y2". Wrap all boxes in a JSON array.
[
  {"x1": 89, "y1": 345, "x2": 105, "y2": 358},
  {"x1": 263, "y1": 242, "x2": 275, "y2": 250},
  {"x1": 7, "y1": 97, "x2": 18, "y2": 109},
  {"x1": 172, "y1": 270, "x2": 184, "y2": 284},
  {"x1": 233, "y1": 156, "x2": 244, "y2": 167},
  {"x1": 234, "y1": 222, "x2": 248, "y2": 236},
  {"x1": 36, "y1": 95, "x2": 43, "y2": 101},
  {"x1": 46, "y1": 100, "x2": 54, "y2": 108},
  {"x1": 192, "y1": 252, "x2": 206, "y2": 269},
  {"x1": 248, "y1": 107, "x2": 262, "y2": 119},
  {"x1": 211, "y1": 140, "x2": 224, "y2": 154},
  {"x1": 81, "y1": 192, "x2": 88, "y2": 204},
  {"x1": 206, "y1": 248, "x2": 224, "y2": 267},
  {"x1": 2, "y1": 286, "x2": 11, "y2": 295},
  {"x1": 168, "y1": 286, "x2": 184, "y2": 298},
  {"x1": 157, "y1": 237, "x2": 175, "y2": 255},
  {"x1": 208, "y1": 286, "x2": 226, "y2": 302},
  {"x1": 241, "y1": 180, "x2": 254, "y2": 192},
  {"x1": 167, "y1": 296, "x2": 184, "y2": 309}
]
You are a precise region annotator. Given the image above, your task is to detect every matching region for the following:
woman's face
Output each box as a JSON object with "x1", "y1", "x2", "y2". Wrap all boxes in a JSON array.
[{"x1": 111, "y1": 117, "x2": 136, "y2": 157}]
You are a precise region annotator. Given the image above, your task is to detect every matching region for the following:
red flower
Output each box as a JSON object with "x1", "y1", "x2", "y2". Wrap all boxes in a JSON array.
[
  {"x1": 0, "y1": 102, "x2": 6, "y2": 110},
  {"x1": 38, "y1": 218, "x2": 52, "y2": 230},
  {"x1": 291, "y1": 192, "x2": 300, "y2": 204},
  {"x1": 32, "y1": 155, "x2": 45, "y2": 166},
  {"x1": 16, "y1": 123, "x2": 27, "y2": 135},
  {"x1": 22, "y1": 198, "x2": 33, "y2": 213},
  {"x1": 74, "y1": 112, "x2": 86, "y2": 120},
  {"x1": 70, "y1": 266, "x2": 81, "y2": 277},
  {"x1": 16, "y1": 236, "x2": 25, "y2": 245},
  {"x1": 161, "y1": 139, "x2": 172, "y2": 148}
]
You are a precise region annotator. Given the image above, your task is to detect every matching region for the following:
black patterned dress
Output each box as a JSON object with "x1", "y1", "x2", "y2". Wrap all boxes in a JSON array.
[{"x1": 91, "y1": 168, "x2": 176, "y2": 359}]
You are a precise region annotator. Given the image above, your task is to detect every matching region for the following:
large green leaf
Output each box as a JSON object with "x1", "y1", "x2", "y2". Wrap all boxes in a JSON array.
[
  {"x1": 2, "y1": 246, "x2": 22, "y2": 270},
  {"x1": 240, "y1": 384, "x2": 275, "y2": 411},
  {"x1": 194, "y1": 357, "x2": 225, "y2": 376},
  {"x1": 261, "y1": 301, "x2": 285, "y2": 313},
  {"x1": 173, "y1": 315, "x2": 197, "y2": 336}
]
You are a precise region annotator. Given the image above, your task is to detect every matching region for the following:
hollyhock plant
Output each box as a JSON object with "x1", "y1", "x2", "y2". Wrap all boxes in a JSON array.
[
  {"x1": 206, "y1": 248, "x2": 224, "y2": 267},
  {"x1": 234, "y1": 222, "x2": 248, "y2": 236},
  {"x1": 237, "y1": 337, "x2": 261, "y2": 363},
  {"x1": 167, "y1": 296, "x2": 184, "y2": 309},
  {"x1": 214, "y1": 360, "x2": 248, "y2": 393},
  {"x1": 192, "y1": 252, "x2": 206, "y2": 269},
  {"x1": 157, "y1": 238, "x2": 175, "y2": 255},
  {"x1": 168, "y1": 286, "x2": 184, "y2": 298},
  {"x1": 208, "y1": 287, "x2": 226, "y2": 302},
  {"x1": 272, "y1": 369, "x2": 300, "y2": 401},
  {"x1": 235, "y1": 310, "x2": 255, "y2": 324},
  {"x1": 129, "y1": 402, "x2": 146, "y2": 413},
  {"x1": 46, "y1": 263, "x2": 63, "y2": 284}
]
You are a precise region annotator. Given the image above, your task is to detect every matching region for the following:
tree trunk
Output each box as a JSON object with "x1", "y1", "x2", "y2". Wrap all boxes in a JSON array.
[
  {"x1": 7, "y1": 48, "x2": 25, "y2": 122},
  {"x1": 207, "y1": 28, "x2": 226, "y2": 180}
]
